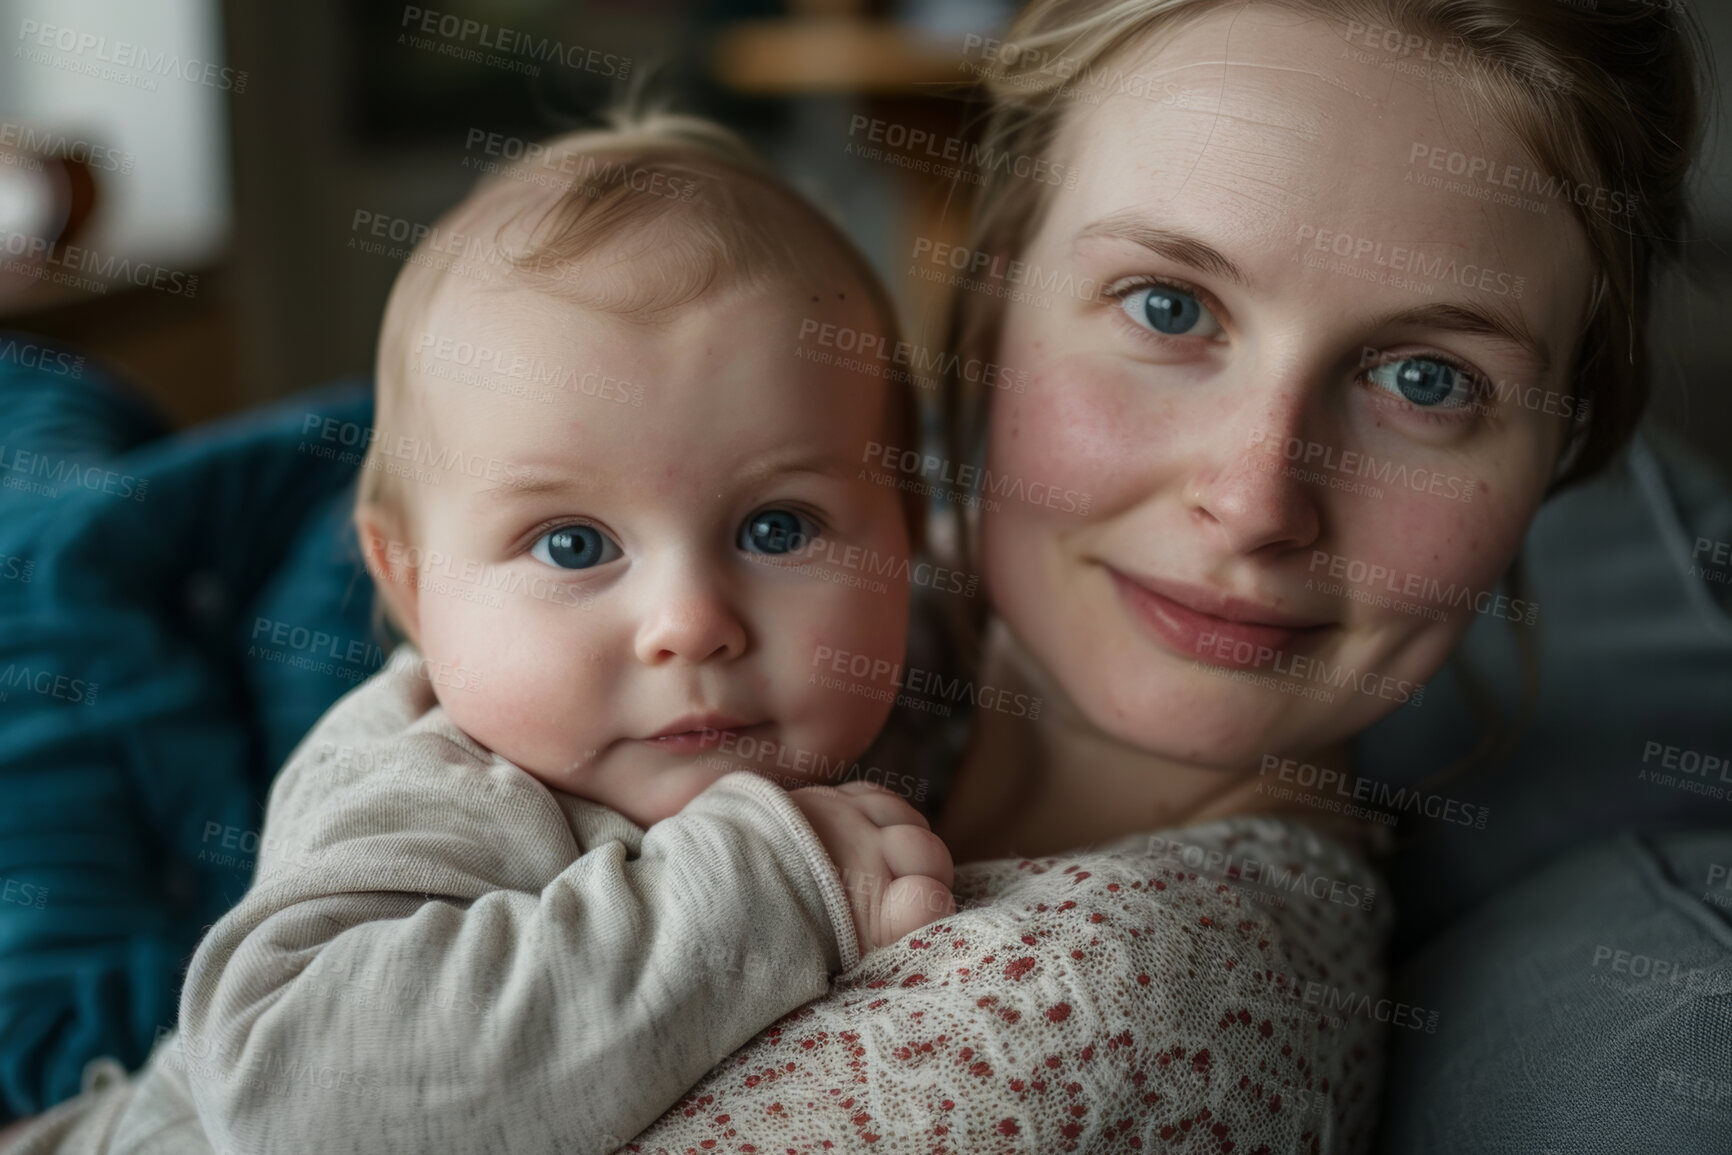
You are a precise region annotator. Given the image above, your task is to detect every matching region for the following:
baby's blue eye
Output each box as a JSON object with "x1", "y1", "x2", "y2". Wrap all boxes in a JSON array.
[
  {"x1": 739, "y1": 509, "x2": 816, "y2": 556},
  {"x1": 1367, "y1": 358, "x2": 1474, "y2": 409},
  {"x1": 1122, "y1": 285, "x2": 1223, "y2": 338},
  {"x1": 531, "y1": 524, "x2": 620, "y2": 570}
]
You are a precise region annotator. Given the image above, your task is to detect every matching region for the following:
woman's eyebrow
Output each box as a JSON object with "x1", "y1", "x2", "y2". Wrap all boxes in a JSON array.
[
  {"x1": 1073, "y1": 215, "x2": 1251, "y2": 289},
  {"x1": 1383, "y1": 302, "x2": 1551, "y2": 374}
]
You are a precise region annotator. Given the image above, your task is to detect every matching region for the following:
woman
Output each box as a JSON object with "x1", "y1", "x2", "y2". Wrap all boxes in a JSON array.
[{"x1": 623, "y1": 0, "x2": 1704, "y2": 1151}]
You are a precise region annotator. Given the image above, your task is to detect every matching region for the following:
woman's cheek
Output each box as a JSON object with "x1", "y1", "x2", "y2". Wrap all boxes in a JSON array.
[
  {"x1": 988, "y1": 327, "x2": 1195, "y2": 529},
  {"x1": 1335, "y1": 476, "x2": 1537, "y2": 668},
  {"x1": 988, "y1": 355, "x2": 1118, "y2": 503},
  {"x1": 977, "y1": 354, "x2": 1105, "y2": 621}
]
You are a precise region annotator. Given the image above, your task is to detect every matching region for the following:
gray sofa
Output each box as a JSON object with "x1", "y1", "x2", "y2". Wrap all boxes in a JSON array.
[{"x1": 1359, "y1": 427, "x2": 1732, "y2": 1151}]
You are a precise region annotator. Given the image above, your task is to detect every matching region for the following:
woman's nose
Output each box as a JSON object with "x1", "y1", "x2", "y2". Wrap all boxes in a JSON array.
[
  {"x1": 1184, "y1": 387, "x2": 1325, "y2": 557},
  {"x1": 632, "y1": 561, "x2": 749, "y2": 665}
]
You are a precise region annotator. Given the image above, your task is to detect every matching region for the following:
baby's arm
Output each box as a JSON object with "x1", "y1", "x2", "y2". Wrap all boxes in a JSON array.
[{"x1": 174, "y1": 725, "x2": 905, "y2": 1155}]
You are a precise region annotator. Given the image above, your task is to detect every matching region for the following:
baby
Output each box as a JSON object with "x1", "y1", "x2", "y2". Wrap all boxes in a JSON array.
[
  {"x1": 3, "y1": 112, "x2": 953, "y2": 1155},
  {"x1": 351, "y1": 110, "x2": 953, "y2": 944}
]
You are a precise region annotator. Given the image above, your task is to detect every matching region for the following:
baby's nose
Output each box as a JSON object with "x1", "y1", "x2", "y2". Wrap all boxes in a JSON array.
[{"x1": 632, "y1": 568, "x2": 748, "y2": 664}]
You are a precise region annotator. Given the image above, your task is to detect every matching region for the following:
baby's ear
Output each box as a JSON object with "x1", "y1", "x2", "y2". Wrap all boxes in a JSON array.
[{"x1": 354, "y1": 502, "x2": 421, "y2": 644}]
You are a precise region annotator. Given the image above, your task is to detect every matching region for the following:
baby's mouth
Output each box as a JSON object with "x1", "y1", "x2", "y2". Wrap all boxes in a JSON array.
[{"x1": 639, "y1": 715, "x2": 772, "y2": 754}]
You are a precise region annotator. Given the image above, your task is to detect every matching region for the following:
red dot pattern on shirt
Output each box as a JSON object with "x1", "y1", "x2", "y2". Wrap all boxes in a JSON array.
[{"x1": 623, "y1": 818, "x2": 1387, "y2": 1155}]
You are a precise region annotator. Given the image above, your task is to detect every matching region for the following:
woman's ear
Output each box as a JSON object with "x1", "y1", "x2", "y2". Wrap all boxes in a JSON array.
[{"x1": 354, "y1": 502, "x2": 421, "y2": 645}]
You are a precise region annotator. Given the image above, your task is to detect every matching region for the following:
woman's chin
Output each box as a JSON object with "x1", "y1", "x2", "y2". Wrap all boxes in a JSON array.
[{"x1": 1051, "y1": 642, "x2": 1366, "y2": 768}]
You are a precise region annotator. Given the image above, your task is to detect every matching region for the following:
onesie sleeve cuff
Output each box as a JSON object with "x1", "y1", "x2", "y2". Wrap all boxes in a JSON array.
[{"x1": 688, "y1": 772, "x2": 862, "y2": 973}]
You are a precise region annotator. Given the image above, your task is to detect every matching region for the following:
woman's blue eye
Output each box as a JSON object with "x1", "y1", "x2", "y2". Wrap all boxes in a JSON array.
[
  {"x1": 1367, "y1": 357, "x2": 1474, "y2": 409},
  {"x1": 531, "y1": 524, "x2": 620, "y2": 570},
  {"x1": 1121, "y1": 284, "x2": 1223, "y2": 338},
  {"x1": 739, "y1": 509, "x2": 816, "y2": 556}
]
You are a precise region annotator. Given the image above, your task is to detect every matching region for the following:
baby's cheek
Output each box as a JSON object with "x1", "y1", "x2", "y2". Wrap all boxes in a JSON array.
[
  {"x1": 419, "y1": 598, "x2": 609, "y2": 777},
  {"x1": 784, "y1": 582, "x2": 907, "y2": 759}
]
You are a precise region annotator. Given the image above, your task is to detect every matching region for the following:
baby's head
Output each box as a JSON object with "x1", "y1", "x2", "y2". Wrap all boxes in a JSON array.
[{"x1": 355, "y1": 112, "x2": 917, "y2": 826}]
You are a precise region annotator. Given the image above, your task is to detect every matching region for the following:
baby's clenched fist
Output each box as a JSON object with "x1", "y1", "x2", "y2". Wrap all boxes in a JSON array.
[{"x1": 789, "y1": 781, "x2": 955, "y2": 955}]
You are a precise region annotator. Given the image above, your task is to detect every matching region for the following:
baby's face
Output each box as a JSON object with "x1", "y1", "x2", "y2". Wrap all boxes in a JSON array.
[{"x1": 380, "y1": 277, "x2": 910, "y2": 826}]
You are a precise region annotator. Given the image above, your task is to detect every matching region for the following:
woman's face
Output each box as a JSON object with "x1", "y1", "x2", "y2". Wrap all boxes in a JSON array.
[{"x1": 980, "y1": 4, "x2": 1595, "y2": 766}]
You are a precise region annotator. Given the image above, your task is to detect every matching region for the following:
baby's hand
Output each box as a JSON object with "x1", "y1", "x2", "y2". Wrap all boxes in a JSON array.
[{"x1": 788, "y1": 781, "x2": 955, "y2": 955}]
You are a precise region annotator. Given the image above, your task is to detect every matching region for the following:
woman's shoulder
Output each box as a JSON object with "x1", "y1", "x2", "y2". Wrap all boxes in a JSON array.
[
  {"x1": 964, "y1": 810, "x2": 1384, "y2": 880},
  {"x1": 639, "y1": 813, "x2": 1393, "y2": 1154},
  {"x1": 1099, "y1": 811, "x2": 1391, "y2": 896},
  {"x1": 951, "y1": 811, "x2": 1393, "y2": 958}
]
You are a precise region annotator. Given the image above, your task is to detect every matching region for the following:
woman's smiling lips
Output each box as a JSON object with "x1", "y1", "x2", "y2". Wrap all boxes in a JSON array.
[{"x1": 1106, "y1": 567, "x2": 1332, "y2": 668}]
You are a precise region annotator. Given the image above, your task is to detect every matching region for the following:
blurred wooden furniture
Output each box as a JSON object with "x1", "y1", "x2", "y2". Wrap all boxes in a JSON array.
[
  {"x1": 0, "y1": 142, "x2": 239, "y2": 427},
  {"x1": 714, "y1": 18, "x2": 962, "y2": 94}
]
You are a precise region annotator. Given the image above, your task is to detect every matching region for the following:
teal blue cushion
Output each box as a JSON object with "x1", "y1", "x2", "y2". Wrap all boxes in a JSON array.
[{"x1": 0, "y1": 356, "x2": 374, "y2": 1120}]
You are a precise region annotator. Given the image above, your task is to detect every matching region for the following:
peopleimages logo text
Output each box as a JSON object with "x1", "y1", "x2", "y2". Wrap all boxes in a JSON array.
[
  {"x1": 398, "y1": 7, "x2": 629, "y2": 77},
  {"x1": 1294, "y1": 224, "x2": 1525, "y2": 299},
  {"x1": 1247, "y1": 430, "x2": 1474, "y2": 504},
  {"x1": 16, "y1": 20, "x2": 248, "y2": 92}
]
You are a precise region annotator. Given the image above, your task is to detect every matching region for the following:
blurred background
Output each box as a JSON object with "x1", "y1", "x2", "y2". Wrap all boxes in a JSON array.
[{"x1": 0, "y1": 0, "x2": 1728, "y2": 472}]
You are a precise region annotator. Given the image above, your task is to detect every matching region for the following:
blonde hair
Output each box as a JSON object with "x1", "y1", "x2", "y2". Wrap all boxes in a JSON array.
[{"x1": 356, "y1": 106, "x2": 916, "y2": 642}]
